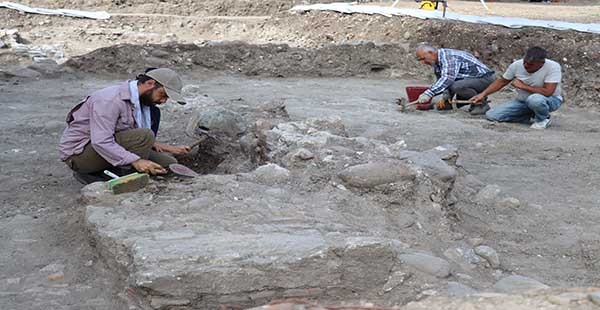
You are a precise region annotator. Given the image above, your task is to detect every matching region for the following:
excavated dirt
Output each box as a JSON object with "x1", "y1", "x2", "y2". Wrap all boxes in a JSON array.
[
  {"x1": 14, "y1": 0, "x2": 324, "y2": 16},
  {"x1": 1, "y1": 0, "x2": 599, "y2": 309},
  {"x1": 2, "y1": 4, "x2": 599, "y2": 106},
  {"x1": 63, "y1": 19, "x2": 600, "y2": 106}
]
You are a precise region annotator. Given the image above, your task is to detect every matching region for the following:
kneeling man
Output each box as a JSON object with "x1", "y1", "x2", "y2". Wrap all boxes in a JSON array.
[
  {"x1": 470, "y1": 46, "x2": 562, "y2": 129},
  {"x1": 59, "y1": 68, "x2": 190, "y2": 183}
]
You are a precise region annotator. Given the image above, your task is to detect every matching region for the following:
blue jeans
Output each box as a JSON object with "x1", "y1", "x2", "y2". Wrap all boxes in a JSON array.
[{"x1": 486, "y1": 94, "x2": 562, "y2": 123}]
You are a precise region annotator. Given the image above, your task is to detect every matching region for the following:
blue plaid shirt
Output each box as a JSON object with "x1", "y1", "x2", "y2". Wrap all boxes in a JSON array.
[{"x1": 425, "y1": 48, "x2": 493, "y2": 97}]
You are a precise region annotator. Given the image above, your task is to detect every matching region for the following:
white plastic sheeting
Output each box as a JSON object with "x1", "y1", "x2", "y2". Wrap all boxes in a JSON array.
[
  {"x1": 290, "y1": 3, "x2": 600, "y2": 34},
  {"x1": 0, "y1": 1, "x2": 110, "y2": 20}
]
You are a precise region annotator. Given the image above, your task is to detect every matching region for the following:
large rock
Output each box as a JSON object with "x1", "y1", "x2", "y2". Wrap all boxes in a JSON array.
[
  {"x1": 290, "y1": 148, "x2": 314, "y2": 161},
  {"x1": 493, "y1": 275, "x2": 549, "y2": 293},
  {"x1": 85, "y1": 174, "x2": 414, "y2": 309},
  {"x1": 427, "y1": 144, "x2": 458, "y2": 162},
  {"x1": 400, "y1": 151, "x2": 457, "y2": 183},
  {"x1": 474, "y1": 245, "x2": 500, "y2": 269},
  {"x1": 251, "y1": 163, "x2": 291, "y2": 184},
  {"x1": 399, "y1": 252, "x2": 451, "y2": 278},
  {"x1": 447, "y1": 282, "x2": 477, "y2": 296},
  {"x1": 188, "y1": 107, "x2": 247, "y2": 136},
  {"x1": 0, "y1": 67, "x2": 41, "y2": 79},
  {"x1": 264, "y1": 118, "x2": 362, "y2": 161},
  {"x1": 443, "y1": 247, "x2": 482, "y2": 271},
  {"x1": 589, "y1": 291, "x2": 600, "y2": 306},
  {"x1": 338, "y1": 161, "x2": 416, "y2": 188}
]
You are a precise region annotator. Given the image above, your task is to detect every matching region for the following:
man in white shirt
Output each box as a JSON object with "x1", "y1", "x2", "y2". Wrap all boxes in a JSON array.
[{"x1": 470, "y1": 46, "x2": 562, "y2": 129}]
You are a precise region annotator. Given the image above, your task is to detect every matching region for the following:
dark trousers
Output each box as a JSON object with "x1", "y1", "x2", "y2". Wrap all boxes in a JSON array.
[
  {"x1": 150, "y1": 105, "x2": 161, "y2": 136},
  {"x1": 448, "y1": 74, "x2": 495, "y2": 101}
]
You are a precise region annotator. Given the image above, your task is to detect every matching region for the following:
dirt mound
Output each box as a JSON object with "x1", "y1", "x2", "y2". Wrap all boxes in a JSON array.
[
  {"x1": 66, "y1": 42, "x2": 406, "y2": 77},
  {"x1": 5, "y1": 2, "x2": 599, "y2": 107},
  {"x1": 65, "y1": 41, "x2": 406, "y2": 78},
  {"x1": 16, "y1": 0, "x2": 343, "y2": 16},
  {"x1": 64, "y1": 15, "x2": 600, "y2": 107}
]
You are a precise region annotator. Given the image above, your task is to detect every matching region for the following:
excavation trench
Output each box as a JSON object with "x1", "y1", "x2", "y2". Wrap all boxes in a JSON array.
[
  {"x1": 72, "y1": 42, "x2": 600, "y2": 310},
  {"x1": 2, "y1": 1, "x2": 599, "y2": 308}
]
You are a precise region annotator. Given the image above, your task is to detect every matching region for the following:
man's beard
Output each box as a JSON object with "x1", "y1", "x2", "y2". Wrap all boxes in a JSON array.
[{"x1": 139, "y1": 88, "x2": 160, "y2": 107}]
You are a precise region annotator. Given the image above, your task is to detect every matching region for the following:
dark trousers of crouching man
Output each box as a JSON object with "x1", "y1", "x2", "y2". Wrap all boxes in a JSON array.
[{"x1": 447, "y1": 73, "x2": 495, "y2": 111}]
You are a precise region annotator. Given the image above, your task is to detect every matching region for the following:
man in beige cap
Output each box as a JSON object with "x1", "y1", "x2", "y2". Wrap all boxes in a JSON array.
[{"x1": 59, "y1": 67, "x2": 190, "y2": 184}]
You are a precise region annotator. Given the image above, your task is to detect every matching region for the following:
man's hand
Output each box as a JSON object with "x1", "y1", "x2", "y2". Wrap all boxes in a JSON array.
[
  {"x1": 153, "y1": 142, "x2": 169, "y2": 153},
  {"x1": 131, "y1": 159, "x2": 167, "y2": 175},
  {"x1": 167, "y1": 145, "x2": 191, "y2": 156},
  {"x1": 418, "y1": 93, "x2": 431, "y2": 104},
  {"x1": 511, "y1": 79, "x2": 528, "y2": 90},
  {"x1": 469, "y1": 93, "x2": 486, "y2": 104},
  {"x1": 154, "y1": 142, "x2": 190, "y2": 156}
]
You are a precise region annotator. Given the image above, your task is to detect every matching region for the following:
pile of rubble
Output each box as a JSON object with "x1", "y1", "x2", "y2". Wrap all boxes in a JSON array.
[
  {"x1": 0, "y1": 28, "x2": 68, "y2": 79},
  {"x1": 79, "y1": 100, "x2": 559, "y2": 309}
]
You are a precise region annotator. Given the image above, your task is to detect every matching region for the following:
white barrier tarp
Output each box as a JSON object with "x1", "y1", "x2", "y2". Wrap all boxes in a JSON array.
[
  {"x1": 291, "y1": 3, "x2": 600, "y2": 34},
  {"x1": 0, "y1": 1, "x2": 110, "y2": 20}
]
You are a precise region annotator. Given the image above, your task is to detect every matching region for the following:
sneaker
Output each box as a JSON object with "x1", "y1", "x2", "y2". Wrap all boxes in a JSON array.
[
  {"x1": 72, "y1": 171, "x2": 110, "y2": 185},
  {"x1": 530, "y1": 118, "x2": 552, "y2": 129},
  {"x1": 469, "y1": 102, "x2": 490, "y2": 115}
]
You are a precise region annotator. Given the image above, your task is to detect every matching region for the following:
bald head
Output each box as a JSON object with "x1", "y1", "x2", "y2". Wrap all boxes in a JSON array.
[{"x1": 415, "y1": 43, "x2": 439, "y2": 65}]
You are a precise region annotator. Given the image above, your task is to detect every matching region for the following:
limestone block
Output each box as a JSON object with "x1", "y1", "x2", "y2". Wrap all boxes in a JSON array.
[
  {"x1": 399, "y1": 252, "x2": 451, "y2": 278},
  {"x1": 493, "y1": 275, "x2": 549, "y2": 293},
  {"x1": 338, "y1": 161, "x2": 415, "y2": 188}
]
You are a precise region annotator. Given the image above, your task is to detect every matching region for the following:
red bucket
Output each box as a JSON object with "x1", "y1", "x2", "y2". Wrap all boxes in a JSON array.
[{"x1": 406, "y1": 86, "x2": 433, "y2": 110}]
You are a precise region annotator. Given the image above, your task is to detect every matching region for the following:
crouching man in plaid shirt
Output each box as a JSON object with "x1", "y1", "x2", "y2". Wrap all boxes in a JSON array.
[{"x1": 415, "y1": 43, "x2": 495, "y2": 115}]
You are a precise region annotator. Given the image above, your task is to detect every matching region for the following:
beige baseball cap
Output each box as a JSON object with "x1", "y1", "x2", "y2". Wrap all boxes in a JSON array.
[{"x1": 145, "y1": 68, "x2": 186, "y2": 105}]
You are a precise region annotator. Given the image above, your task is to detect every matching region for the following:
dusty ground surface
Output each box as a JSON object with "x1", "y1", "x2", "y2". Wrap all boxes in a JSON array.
[
  {"x1": 0, "y1": 0, "x2": 599, "y2": 309},
  {"x1": 2, "y1": 72, "x2": 600, "y2": 309}
]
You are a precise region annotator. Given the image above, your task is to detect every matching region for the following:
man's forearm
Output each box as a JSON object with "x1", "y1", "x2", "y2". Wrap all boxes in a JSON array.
[
  {"x1": 425, "y1": 76, "x2": 453, "y2": 97},
  {"x1": 518, "y1": 84, "x2": 554, "y2": 97},
  {"x1": 480, "y1": 78, "x2": 509, "y2": 97}
]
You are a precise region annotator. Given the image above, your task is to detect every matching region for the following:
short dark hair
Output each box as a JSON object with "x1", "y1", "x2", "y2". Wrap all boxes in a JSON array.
[
  {"x1": 136, "y1": 67, "x2": 161, "y2": 85},
  {"x1": 524, "y1": 47, "x2": 547, "y2": 62}
]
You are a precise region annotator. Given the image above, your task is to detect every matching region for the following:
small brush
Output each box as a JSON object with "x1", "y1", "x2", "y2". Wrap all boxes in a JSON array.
[{"x1": 103, "y1": 170, "x2": 149, "y2": 195}]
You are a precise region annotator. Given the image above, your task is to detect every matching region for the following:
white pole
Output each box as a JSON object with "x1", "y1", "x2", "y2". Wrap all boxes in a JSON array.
[{"x1": 480, "y1": 0, "x2": 491, "y2": 12}]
